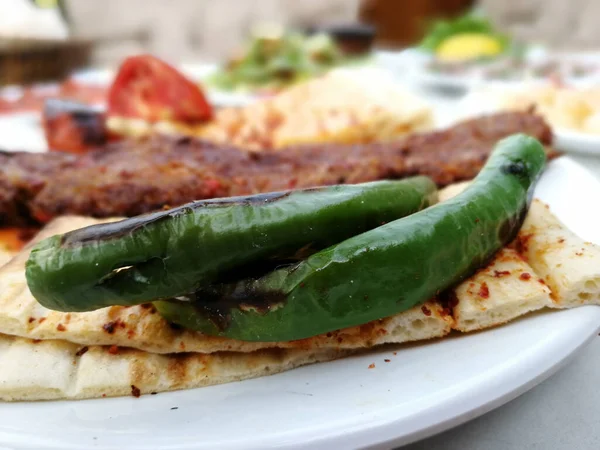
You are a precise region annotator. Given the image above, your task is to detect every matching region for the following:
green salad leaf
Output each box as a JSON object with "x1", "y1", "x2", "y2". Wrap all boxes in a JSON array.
[{"x1": 207, "y1": 31, "x2": 367, "y2": 93}]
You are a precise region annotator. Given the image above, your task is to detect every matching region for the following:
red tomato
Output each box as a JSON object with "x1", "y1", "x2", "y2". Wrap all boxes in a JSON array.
[{"x1": 107, "y1": 55, "x2": 213, "y2": 123}]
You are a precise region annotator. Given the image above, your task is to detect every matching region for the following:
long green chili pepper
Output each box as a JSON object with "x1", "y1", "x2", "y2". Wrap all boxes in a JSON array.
[
  {"x1": 156, "y1": 134, "x2": 546, "y2": 341},
  {"x1": 26, "y1": 178, "x2": 437, "y2": 312}
]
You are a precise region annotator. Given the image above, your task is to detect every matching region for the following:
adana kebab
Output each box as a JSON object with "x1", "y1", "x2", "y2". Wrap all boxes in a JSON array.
[{"x1": 0, "y1": 111, "x2": 553, "y2": 226}]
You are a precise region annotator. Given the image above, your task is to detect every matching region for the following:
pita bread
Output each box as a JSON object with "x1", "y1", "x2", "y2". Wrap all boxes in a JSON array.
[
  {"x1": 0, "y1": 217, "x2": 452, "y2": 354},
  {"x1": 451, "y1": 248, "x2": 553, "y2": 332},
  {"x1": 0, "y1": 333, "x2": 350, "y2": 401},
  {"x1": 517, "y1": 199, "x2": 600, "y2": 308}
]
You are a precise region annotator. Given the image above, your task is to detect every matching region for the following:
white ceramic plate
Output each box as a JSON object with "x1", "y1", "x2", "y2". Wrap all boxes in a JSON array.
[
  {"x1": 0, "y1": 113, "x2": 46, "y2": 152},
  {"x1": 406, "y1": 48, "x2": 600, "y2": 95},
  {"x1": 449, "y1": 86, "x2": 600, "y2": 157},
  {"x1": 0, "y1": 157, "x2": 598, "y2": 450}
]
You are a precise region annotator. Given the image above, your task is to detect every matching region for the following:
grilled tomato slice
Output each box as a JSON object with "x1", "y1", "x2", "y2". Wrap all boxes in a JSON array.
[{"x1": 107, "y1": 54, "x2": 213, "y2": 123}]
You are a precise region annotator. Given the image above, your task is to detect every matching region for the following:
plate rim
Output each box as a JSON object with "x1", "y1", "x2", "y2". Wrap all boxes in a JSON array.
[
  {"x1": 309, "y1": 308, "x2": 600, "y2": 450},
  {"x1": 553, "y1": 127, "x2": 600, "y2": 155}
]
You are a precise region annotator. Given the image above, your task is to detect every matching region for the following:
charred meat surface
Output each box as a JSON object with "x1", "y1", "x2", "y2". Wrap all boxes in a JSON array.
[
  {"x1": 43, "y1": 99, "x2": 112, "y2": 154},
  {"x1": 0, "y1": 112, "x2": 554, "y2": 226}
]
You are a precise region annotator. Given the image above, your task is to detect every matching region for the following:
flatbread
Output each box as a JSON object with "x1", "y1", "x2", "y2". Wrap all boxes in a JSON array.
[
  {"x1": 451, "y1": 248, "x2": 553, "y2": 332},
  {"x1": 517, "y1": 199, "x2": 600, "y2": 308},
  {"x1": 0, "y1": 217, "x2": 452, "y2": 354},
  {"x1": 0, "y1": 333, "x2": 349, "y2": 401}
]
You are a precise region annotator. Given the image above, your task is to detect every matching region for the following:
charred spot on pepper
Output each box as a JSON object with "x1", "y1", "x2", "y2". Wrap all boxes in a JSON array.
[
  {"x1": 501, "y1": 160, "x2": 528, "y2": 178},
  {"x1": 60, "y1": 190, "x2": 293, "y2": 247},
  {"x1": 182, "y1": 283, "x2": 287, "y2": 332}
]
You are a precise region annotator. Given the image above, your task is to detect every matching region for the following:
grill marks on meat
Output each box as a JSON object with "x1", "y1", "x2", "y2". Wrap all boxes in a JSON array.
[{"x1": 0, "y1": 112, "x2": 553, "y2": 226}]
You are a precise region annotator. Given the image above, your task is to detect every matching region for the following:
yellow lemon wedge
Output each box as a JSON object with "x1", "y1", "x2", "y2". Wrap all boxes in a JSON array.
[{"x1": 436, "y1": 33, "x2": 503, "y2": 62}]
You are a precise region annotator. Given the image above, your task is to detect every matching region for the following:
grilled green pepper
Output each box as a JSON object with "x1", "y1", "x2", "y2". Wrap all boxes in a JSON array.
[
  {"x1": 26, "y1": 178, "x2": 437, "y2": 312},
  {"x1": 156, "y1": 134, "x2": 546, "y2": 341}
]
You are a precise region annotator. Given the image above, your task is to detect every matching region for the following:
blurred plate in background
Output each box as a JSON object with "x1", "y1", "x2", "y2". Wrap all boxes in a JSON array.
[
  {"x1": 399, "y1": 47, "x2": 600, "y2": 94},
  {"x1": 0, "y1": 112, "x2": 46, "y2": 151},
  {"x1": 553, "y1": 128, "x2": 600, "y2": 156},
  {"x1": 450, "y1": 84, "x2": 600, "y2": 157}
]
